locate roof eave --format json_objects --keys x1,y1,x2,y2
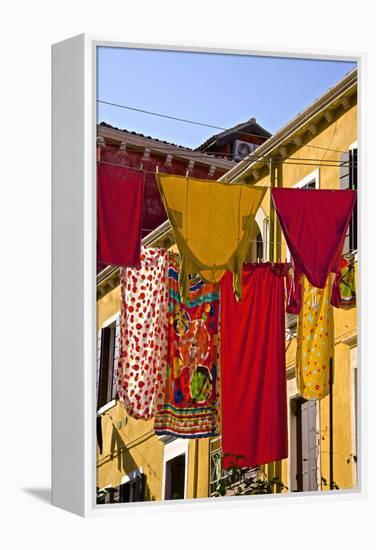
[{"x1": 97, "y1": 124, "x2": 235, "y2": 170}]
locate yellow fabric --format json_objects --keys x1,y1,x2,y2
[
  {"x1": 296, "y1": 275, "x2": 334, "y2": 400},
  {"x1": 157, "y1": 173, "x2": 266, "y2": 301}
]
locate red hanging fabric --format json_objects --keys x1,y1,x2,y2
[
  {"x1": 220, "y1": 264, "x2": 288, "y2": 469},
  {"x1": 97, "y1": 163, "x2": 144, "y2": 268},
  {"x1": 272, "y1": 189, "x2": 356, "y2": 289}
]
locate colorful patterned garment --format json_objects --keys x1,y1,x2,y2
[
  {"x1": 116, "y1": 247, "x2": 169, "y2": 419},
  {"x1": 154, "y1": 254, "x2": 220, "y2": 438},
  {"x1": 296, "y1": 275, "x2": 334, "y2": 400},
  {"x1": 330, "y1": 256, "x2": 356, "y2": 309}
]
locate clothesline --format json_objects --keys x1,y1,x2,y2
[
  {"x1": 97, "y1": 99, "x2": 353, "y2": 157},
  {"x1": 97, "y1": 141, "x2": 357, "y2": 166},
  {"x1": 98, "y1": 159, "x2": 358, "y2": 474},
  {"x1": 98, "y1": 160, "x2": 356, "y2": 185}
]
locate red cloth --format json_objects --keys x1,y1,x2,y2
[
  {"x1": 272, "y1": 189, "x2": 356, "y2": 289},
  {"x1": 285, "y1": 268, "x2": 303, "y2": 314},
  {"x1": 97, "y1": 163, "x2": 144, "y2": 268},
  {"x1": 220, "y1": 264, "x2": 288, "y2": 469}
]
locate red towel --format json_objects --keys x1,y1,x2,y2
[
  {"x1": 97, "y1": 163, "x2": 144, "y2": 268},
  {"x1": 220, "y1": 264, "x2": 288, "y2": 469},
  {"x1": 272, "y1": 188, "x2": 356, "y2": 289}
]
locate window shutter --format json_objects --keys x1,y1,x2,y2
[
  {"x1": 301, "y1": 401, "x2": 318, "y2": 491},
  {"x1": 339, "y1": 152, "x2": 350, "y2": 190},
  {"x1": 97, "y1": 326, "x2": 113, "y2": 409},
  {"x1": 307, "y1": 401, "x2": 318, "y2": 491},
  {"x1": 111, "y1": 315, "x2": 121, "y2": 400},
  {"x1": 134, "y1": 473, "x2": 145, "y2": 502},
  {"x1": 300, "y1": 402, "x2": 309, "y2": 491},
  {"x1": 96, "y1": 329, "x2": 102, "y2": 407},
  {"x1": 349, "y1": 148, "x2": 358, "y2": 251},
  {"x1": 96, "y1": 415, "x2": 103, "y2": 455},
  {"x1": 120, "y1": 481, "x2": 130, "y2": 503},
  {"x1": 339, "y1": 151, "x2": 351, "y2": 253}
]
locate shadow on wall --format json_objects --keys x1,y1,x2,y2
[
  {"x1": 109, "y1": 424, "x2": 159, "y2": 501},
  {"x1": 144, "y1": 480, "x2": 156, "y2": 501},
  {"x1": 110, "y1": 424, "x2": 139, "y2": 474}
]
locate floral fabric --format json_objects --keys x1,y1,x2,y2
[
  {"x1": 296, "y1": 275, "x2": 334, "y2": 400},
  {"x1": 154, "y1": 254, "x2": 220, "y2": 438},
  {"x1": 330, "y1": 256, "x2": 356, "y2": 309},
  {"x1": 116, "y1": 247, "x2": 169, "y2": 419}
]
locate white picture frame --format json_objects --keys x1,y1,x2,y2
[{"x1": 52, "y1": 34, "x2": 366, "y2": 517}]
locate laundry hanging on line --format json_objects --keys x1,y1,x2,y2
[
  {"x1": 220, "y1": 263, "x2": 289, "y2": 469},
  {"x1": 330, "y1": 256, "x2": 356, "y2": 309},
  {"x1": 156, "y1": 173, "x2": 266, "y2": 302},
  {"x1": 154, "y1": 253, "x2": 220, "y2": 438},
  {"x1": 115, "y1": 246, "x2": 169, "y2": 420},
  {"x1": 272, "y1": 188, "x2": 356, "y2": 290},
  {"x1": 296, "y1": 274, "x2": 334, "y2": 400},
  {"x1": 97, "y1": 162, "x2": 144, "y2": 269}
]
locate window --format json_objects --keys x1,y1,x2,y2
[
  {"x1": 285, "y1": 169, "x2": 319, "y2": 265},
  {"x1": 293, "y1": 168, "x2": 320, "y2": 191},
  {"x1": 165, "y1": 455, "x2": 186, "y2": 500},
  {"x1": 340, "y1": 146, "x2": 358, "y2": 253},
  {"x1": 96, "y1": 315, "x2": 120, "y2": 411},
  {"x1": 208, "y1": 436, "x2": 260, "y2": 497},
  {"x1": 119, "y1": 473, "x2": 145, "y2": 503},
  {"x1": 290, "y1": 397, "x2": 318, "y2": 492},
  {"x1": 263, "y1": 217, "x2": 269, "y2": 261},
  {"x1": 97, "y1": 472, "x2": 145, "y2": 505},
  {"x1": 255, "y1": 231, "x2": 263, "y2": 261},
  {"x1": 161, "y1": 436, "x2": 188, "y2": 500},
  {"x1": 209, "y1": 437, "x2": 223, "y2": 496}
]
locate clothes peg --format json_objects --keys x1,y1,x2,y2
[
  {"x1": 156, "y1": 165, "x2": 159, "y2": 174},
  {"x1": 139, "y1": 162, "x2": 144, "y2": 172}
]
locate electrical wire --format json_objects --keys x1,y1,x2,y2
[
  {"x1": 97, "y1": 99, "x2": 354, "y2": 157},
  {"x1": 98, "y1": 159, "x2": 355, "y2": 184},
  {"x1": 98, "y1": 142, "x2": 357, "y2": 165},
  {"x1": 99, "y1": 99, "x2": 251, "y2": 132}
]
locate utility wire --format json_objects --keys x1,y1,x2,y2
[
  {"x1": 97, "y1": 159, "x2": 357, "y2": 253},
  {"x1": 98, "y1": 159, "x2": 355, "y2": 180},
  {"x1": 97, "y1": 99, "x2": 353, "y2": 156},
  {"x1": 98, "y1": 99, "x2": 228, "y2": 131},
  {"x1": 98, "y1": 142, "x2": 356, "y2": 165}
]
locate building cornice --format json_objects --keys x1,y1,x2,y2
[{"x1": 97, "y1": 124, "x2": 235, "y2": 171}]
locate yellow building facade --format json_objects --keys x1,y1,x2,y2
[
  {"x1": 96, "y1": 68, "x2": 358, "y2": 503},
  {"x1": 96, "y1": 284, "x2": 212, "y2": 502},
  {"x1": 238, "y1": 67, "x2": 358, "y2": 494}
]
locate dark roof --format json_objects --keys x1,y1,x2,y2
[
  {"x1": 195, "y1": 117, "x2": 272, "y2": 151},
  {"x1": 98, "y1": 121, "x2": 193, "y2": 150}
]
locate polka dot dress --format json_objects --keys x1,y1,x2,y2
[
  {"x1": 116, "y1": 246, "x2": 169, "y2": 419},
  {"x1": 296, "y1": 274, "x2": 334, "y2": 400}
]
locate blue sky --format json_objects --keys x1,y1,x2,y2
[{"x1": 97, "y1": 47, "x2": 356, "y2": 149}]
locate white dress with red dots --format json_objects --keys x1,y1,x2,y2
[{"x1": 116, "y1": 246, "x2": 169, "y2": 419}]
